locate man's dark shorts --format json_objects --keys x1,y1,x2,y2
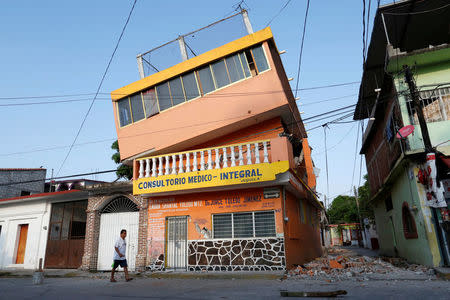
[{"x1": 113, "y1": 259, "x2": 128, "y2": 269}]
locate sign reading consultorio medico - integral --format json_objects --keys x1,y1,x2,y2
[{"x1": 133, "y1": 161, "x2": 289, "y2": 195}]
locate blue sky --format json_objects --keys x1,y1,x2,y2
[{"x1": 0, "y1": 0, "x2": 390, "y2": 202}]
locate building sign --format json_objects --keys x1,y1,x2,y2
[{"x1": 133, "y1": 161, "x2": 289, "y2": 195}]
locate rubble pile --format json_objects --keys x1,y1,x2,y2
[{"x1": 287, "y1": 248, "x2": 434, "y2": 281}]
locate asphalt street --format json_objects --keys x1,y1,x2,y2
[{"x1": 0, "y1": 277, "x2": 449, "y2": 299}]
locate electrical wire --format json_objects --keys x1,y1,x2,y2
[
  {"x1": 294, "y1": 0, "x2": 311, "y2": 99},
  {"x1": 383, "y1": 3, "x2": 450, "y2": 15},
  {"x1": 55, "y1": 0, "x2": 138, "y2": 177},
  {"x1": 265, "y1": 0, "x2": 292, "y2": 27}
]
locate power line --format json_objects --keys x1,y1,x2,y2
[
  {"x1": 302, "y1": 104, "x2": 356, "y2": 121},
  {"x1": 55, "y1": 0, "x2": 138, "y2": 177},
  {"x1": 383, "y1": 3, "x2": 450, "y2": 15},
  {"x1": 0, "y1": 98, "x2": 111, "y2": 107},
  {"x1": 0, "y1": 169, "x2": 118, "y2": 188},
  {"x1": 0, "y1": 81, "x2": 361, "y2": 102},
  {"x1": 294, "y1": 0, "x2": 311, "y2": 99},
  {"x1": 0, "y1": 105, "x2": 357, "y2": 158},
  {"x1": 265, "y1": 0, "x2": 292, "y2": 27}
]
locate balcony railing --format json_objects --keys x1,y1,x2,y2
[{"x1": 135, "y1": 140, "x2": 271, "y2": 179}]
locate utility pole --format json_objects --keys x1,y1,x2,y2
[
  {"x1": 354, "y1": 186, "x2": 366, "y2": 248},
  {"x1": 403, "y1": 65, "x2": 433, "y2": 151}
]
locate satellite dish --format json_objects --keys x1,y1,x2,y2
[{"x1": 396, "y1": 125, "x2": 415, "y2": 139}]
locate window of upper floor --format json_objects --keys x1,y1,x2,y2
[
  {"x1": 116, "y1": 44, "x2": 270, "y2": 127},
  {"x1": 406, "y1": 86, "x2": 450, "y2": 125}
]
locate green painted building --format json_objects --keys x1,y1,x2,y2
[{"x1": 354, "y1": 0, "x2": 450, "y2": 267}]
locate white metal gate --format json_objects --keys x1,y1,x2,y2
[
  {"x1": 97, "y1": 212, "x2": 139, "y2": 271},
  {"x1": 166, "y1": 216, "x2": 187, "y2": 270}
]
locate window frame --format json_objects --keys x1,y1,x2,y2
[{"x1": 212, "y1": 210, "x2": 276, "y2": 239}]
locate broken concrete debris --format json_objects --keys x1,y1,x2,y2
[{"x1": 287, "y1": 248, "x2": 433, "y2": 281}]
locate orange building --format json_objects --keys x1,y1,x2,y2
[{"x1": 111, "y1": 25, "x2": 322, "y2": 271}]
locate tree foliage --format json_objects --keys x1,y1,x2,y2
[
  {"x1": 327, "y1": 175, "x2": 373, "y2": 224},
  {"x1": 111, "y1": 140, "x2": 133, "y2": 180}
]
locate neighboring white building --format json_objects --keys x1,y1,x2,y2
[{"x1": 0, "y1": 190, "x2": 88, "y2": 270}]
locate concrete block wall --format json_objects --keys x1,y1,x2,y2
[{"x1": 0, "y1": 169, "x2": 46, "y2": 199}]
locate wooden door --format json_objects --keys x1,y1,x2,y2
[{"x1": 16, "y1": 224, "x2": 28, "y2": 264}]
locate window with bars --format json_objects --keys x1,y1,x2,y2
[
  {"x1": 117, "y1": 44, "x2": 270, "y2": 127},
  {"x1": 406, "y1": 87, "x2": 450, "y2": 125},
  {"x1": 213, "y1": 210, "x2": 276, "y2": 239}
]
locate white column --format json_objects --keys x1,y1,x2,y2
[
  {"x1": 165, "y1": 156, "x2": 170, "y2": 175},
  {"x1": 192, "y1": 152, "x2": 198, "y2": 172},
  {"x1": 158, "y1": 157, "x2": 163, "y2": 176},
  {"x1": 230, "y1": 146, "x2": 236, "y2": 167},
  {"x1": 145, "y1": 159, "x2": 150, "y2": 177},
  {"x1": 238, "y1": 145, "x2": 244, "y2": 166},
  {"x1": 186, "y1": 152, "x2": 191, "y2": 172},
  {"x1": 263, "y1": 141, "x2": 269, "y2": 163},
  {"x1": 222, "y1": 147, "x2": 228, "y2": 168},
  {"x1": 178, "y1": 154, "x2": 184, "y2": 174},
  {"x1": 171, "y1": 155, "x2": 177, "y2": 175},
  {"x1": 215, "y1": 148, "x2": 220, "y2": 169},
  {"x1": 207, "y1": 149, "x2": 213, "y2": 170},
  {"x1": 139, "y1": 160, "x2": 144, "y2": 179},
  {"x1": 254, "y1": 142, "x2": 260, "y2": 164},
  {"x1": 200, "y1": 151, "x2": 205, "y2": 171},
  {"x1": 152, "y1": 157, "x2": 157, "y2": 177},
  {"x1": 246, "y1": 144, "x2": 252, "y2": 165}
]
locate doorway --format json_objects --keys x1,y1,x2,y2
[
  {"x1": 97, "y1": 197, "x2": 139, "y2": 271},
  {"x1": 166, "y1": 216, "x2": 187, "y2": 270},
  {"x1": 16, "y1": 224, "x2": 28, "y2": 264},
  {"x1": 45, "y1": 200, "x2": 88, "y2": 268}
]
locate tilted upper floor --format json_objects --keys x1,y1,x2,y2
[{"x1": 111, "y1": 28, "x2": 305, "y2": 163}]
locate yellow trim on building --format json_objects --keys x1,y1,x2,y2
[{"x1": 111, "y1": 27, "x2": 274, "y2": 101}]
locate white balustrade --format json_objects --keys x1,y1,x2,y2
[
  {"x1": 136, "y1": 140, "x2": 271, "y2": 179},
  {"x1": 215, "y1": 148, "x2": 220, "y2": 169},
  {"x1": 152, "y1": 157, "x2": 157, "y2": 177},
  {"x1": 254, "y1": 142, "x2": 260, "y2": 164},
  {"x1": 263, "y1": 141, "x2": 269, "y2": 163},
  {"x1": 186, "y1": 152, "x2": 191, "y2": 172},
  {"x1": 158, "y1": 157, "x2": 163, "y2": 176},
  {"x1": 178, "y1": 154, "x2": 184, "y2": 174},
  {"x1": 145, "y1": 159, "x2": 150, "y2": 177},
  {"x1": 246, "y1": 144, "x2": 252, "y2": 165},
  {"x1": 192, "y1": 152, "x2": 198, "y2": 172},
  {"x1": 222, "y1": 147, "x2": 228, "y2": 168},
  {"x1": 207, "y1": 149, "x2": 212, "y2": 170},
  {"x1": 139, "y1": 160, "x2": 144, "y2": 179},
  {"x1": 230, "y1": 146, "x2": 236, "y2": 167},
  {"x1": 171, "y1": 155, "x2": 177, "y2": 175},
  {"x1": 200, "y1": 151, "x2": 205, "y2": 171},
  {"x1": 165, "y1": 156, "x2": 170, "y2": 175},
  {"x1": 238, "y1": 145, "x2": 244, "y2": 166}
]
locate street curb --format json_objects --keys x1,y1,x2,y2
[
  {"x1": 434, "y1": 268, "x2": 450, "y2": 281},
  {"x1": 143, "y1": 272, "x2": 283, "y2": 280}
]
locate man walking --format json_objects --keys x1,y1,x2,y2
[{"x1": 110, "y1": 229, "x2": 132, "y2": 282}]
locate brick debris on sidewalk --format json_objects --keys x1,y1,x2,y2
[{"x1": 287, "y1": 247, "x2": 436, "y2": 282}]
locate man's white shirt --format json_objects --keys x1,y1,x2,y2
[{"x1": 113, "y1": 237, "x2": 127, "y2": 260}]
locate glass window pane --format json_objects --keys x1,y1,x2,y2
[
  {"x1": 50, "y1": 203, "x2": 64, "y2": 222},
  {"x1": 254, "y1": 211, "x2": 276, "y2": 237},
  {"x1": 211, "y1": 59, "x2": 230, "y2": 89},
  {"x1": 156, "y1": 82, "x2": 172, "y2": 111},
  {"x1": 130, "y1": 94, "x2": 145, "y2": 122},
  {"x1": 181, "y1": 72, "x2": 200, "y2": 101},
  {"x1": 233, "y1": 213, "x2": 253, "y2": 238},
  {"x1": 251, "y1": 45, "x2": 269, "y2": 73},
  {"x1": 118, "y1": 98, "x2": 132, "y2": 126},
  {"x1": 142, "y1": 88, "x2": 159, "y2": 117},
  {"x1": 198, "y1": 66, "x2": 215, "y2": 94},
  {"x1": 225, "y1": 54, "x2": 245, "y2": 83},
  {"x1": 50, "y1": 223, "x2": 61, "y2": 240},
  {"x1": 213, "y1": 214, "x2": 232, "y2": 238},
  {"x1": 239, "y1": 52, "x2": 251, "y2": 77},
  {"x1": 169, "y1": 77, "x2": 185, "y2": 106}
]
